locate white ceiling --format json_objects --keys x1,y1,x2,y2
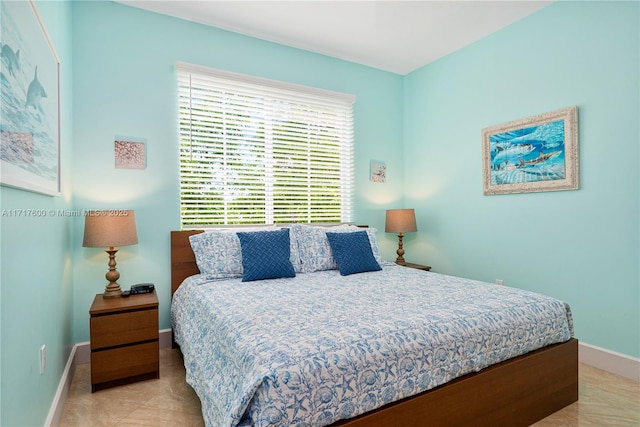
[{"x1": 115, "y1": 0, "x2": 553, "y2": 75}]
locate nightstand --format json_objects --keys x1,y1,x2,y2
[
  {"x1": 401, "y1": 262, "x2": 431, "y2": 272},
  {"x1": 89, "y1": 292, "x2": 159, "y2": 392}
]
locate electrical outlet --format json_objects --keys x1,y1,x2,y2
[
  {"x1": 40, "y1": 345, "x2": 46, "y2": 374},
  {"x1": 496, "y1": 279, "x2": 504, "y2": 286}
]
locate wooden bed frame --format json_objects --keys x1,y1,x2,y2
[{"x1": 171, "y1": 230, "x2": 578, "y2": 426}]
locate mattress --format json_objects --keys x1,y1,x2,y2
[{"x1": 171, "y1": 264, "x2": 573, "y2": 427}]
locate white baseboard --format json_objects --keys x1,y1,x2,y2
[
  {"x1": 44, "y1": 345, "x2": 76, "y2": 427},
  {"x1": 579, "y1": 341, "x2": 640, "y2": 382},
  {"x1": 73, "y1": 340, "x2": 91, "y2": 365},
  {"x1": 159, "y1": 328, "x2": 173, "y2": 348},
  {"x1": 47, "y1": 329, "x2": 173, "y2": 427}
]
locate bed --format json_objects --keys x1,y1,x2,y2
[{"x1": 170, "y1": 226, "x2": 578, "y2": 427}]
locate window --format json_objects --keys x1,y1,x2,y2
[{"x1": 177, "y1": 63, "x2": 355, "y2": 228}]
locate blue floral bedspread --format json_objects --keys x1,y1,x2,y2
[{"x1": 171, "y1": 264, "x2": 574, "y2": 427}]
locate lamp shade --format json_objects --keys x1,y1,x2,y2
[
  {"x1": 385, "y1": 209, "x2": 417, "y2": 233},
  {"x1": 83, "y1": 210, "x2": 138, "y2": 248}
]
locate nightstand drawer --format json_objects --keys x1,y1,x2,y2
[
  {"x1": 91, "y1": 341, "x2": 159, "y2": 385},
  {"x1": 90, "y1": 308, "x2": 158, "y2": 349}
]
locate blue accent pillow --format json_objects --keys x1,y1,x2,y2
[
  {"x1": 325, "y1": 231, "x2": 382, "y2": 276},
  {"x1": 237, "y1": 229, "x2": 296, "y2": 282}
]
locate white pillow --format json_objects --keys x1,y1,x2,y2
[
  {"x1": 290, "y1": 224, "x2": 383, "y2": 273},
  {"x1": 189, "y1": 231, "x2": 244, "y2": 279}
]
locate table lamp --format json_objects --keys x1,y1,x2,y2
[
  {"x1": 385, "y1": 208, "x2": 417, "y2": 266},
  {"x1": 83, "y1": 210, "x2": 138, "y2": 298}
]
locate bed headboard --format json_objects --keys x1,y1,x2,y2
[{"x1": 170, "y1": 230, "x2": 204, "y2": 295}]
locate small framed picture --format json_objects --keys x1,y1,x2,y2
[
  {"x1": 115, "y1": 139, "x2": 146, "y2": 169},
  {"x1": 370, "y1": 159, "x2": 386, "y2": 183}
]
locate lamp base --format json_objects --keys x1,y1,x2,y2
[
  {"x1": 395, "y1": 232, "x2": 407, "y2": 266},
  {"x1": 103, "y1": 282, "x2": 122, "y2": 299},
  {"x1": 103, "y1": 248, "x2": 123, "y2": 298}
]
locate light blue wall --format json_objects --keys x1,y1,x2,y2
[
  {"x1": 0, "y1": 1, "x2": 74, "y2": 425},
  {"x1": 71, "y1": 1, "x2": 404, "y2": 341},
  {"x1": 1, "y1": 2, "x2": 637, "y2": 425},
  {"x1": 404, "y1": 1, "x2": 639, "y2": 357}
]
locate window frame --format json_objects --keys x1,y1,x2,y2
[{"x1": 177, "y1": 62, "x2": 355, "y2": 229}]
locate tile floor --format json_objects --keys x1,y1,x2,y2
[
  {"x1": 59, "y1": 348, "x2": 639, "y2": 426},
  {"x1": 60, "y1": 349, "x2": 203, "y2": 427}
]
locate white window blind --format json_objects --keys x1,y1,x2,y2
[{"x1": 177, "y1": 63, "x2": 355, "y2": 228}]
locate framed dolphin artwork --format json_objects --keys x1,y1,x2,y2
[
  {"x1": 1, "y1": 0, "x2": 60, "y2": 196},
  {"x1": 482, "y1": 106, "x2": 578, "y2": 195}
]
